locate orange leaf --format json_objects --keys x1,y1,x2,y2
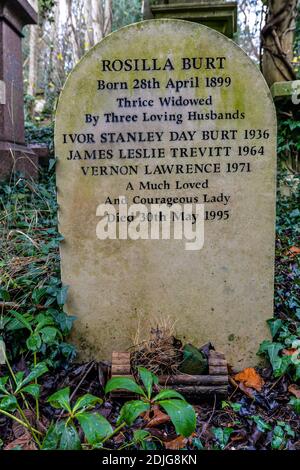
[
  {"x1": 288, "y1": 384, "x2": 300, "y2": 399},
  {"x1": 165, "y1": 436, "x2": 188, "y2": 450},
  {"x1": 144, "y1": 405, "x2": 170, "y2": 428},
  {"x1": 234, "y1": 367, "x2": 264, "y2": 391},
  {"x1": 282, "y1": 348, "x2": 297, "y2": 356},
  {"x1": 286, "y1": 246, "x2": 300, "y2": 258}
]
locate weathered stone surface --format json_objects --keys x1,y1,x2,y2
[{"x1": 55, "y1": 20, "x2": 277, "y2": 368}]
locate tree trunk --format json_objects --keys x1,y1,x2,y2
[
  {"x1": 262, "y1": 0, "x2": 298, "y2": 86},
  {"x1": 103, "y1": 0, "x2": 112, "y2": 38},
  {"x1": 91, "y1": 0, "x2": 103, "y2": 44},
  {"x1": 85, "y1": 0, "x2": 94, "y2": 50},
  {"x1": 84, "y1": 0, "x2": 112, "y2": 49},
  {"x1": 66, "y1": 0, "x2": 81, "y2": 63},
  {"x1": 28, "y1": 0, "x2": 39, "y2": 96}
]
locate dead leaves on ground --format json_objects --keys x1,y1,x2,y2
[
  {"x1": 282, "y1": 348, "x2": 298, "y2": 356},
  {"x1": 4, "y1": 410, "x2": 38, "y2": 451},
  {"x1": 144, "y1": 405, "x2": 170, "y2": 427},
  {"x1": 3, "y1": 409, "x2": 48, "y2": 451},
  {"x1": 234, "y1": 368, "x2": 265, "y2": 392},
  {"x1": 285, "y1": 246, "x2": 300, "y2": 258},
  {"x1": 4, "y1": 430, "x2": 38, "y2": 451},
  {"x1": 288, "y1": 384, "x2": 300, "y2": 399},
  {"x1": 164, "y1": 435, "x2": 188, "y2": 449}
]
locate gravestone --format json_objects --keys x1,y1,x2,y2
[
  {"x1": 144, "y1": 1, "x2": 238, "y2": 38},
  {"x1": 55, "y1": 20, "x2": 277, "y2": 368},
  {"x1": 0, "y1": 0, "x2": 38, "y2": 179}
]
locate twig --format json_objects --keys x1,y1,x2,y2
[
  {"x1": 229, "y1": 377, "x2": 254, "y2": 400},
  {"x1": 267, "y1": 375, "x2": 283, "y2": 394},
  {"x1": 0, "y1": 302, "x2": 19, "y2": 308},
  {"x1": 70, "y1": 361, "x2": 95, "y2": 401},
  {"x1": 199, "y1": 394, "x2": 216, "y2": 438},
  {"x1": 229, "y1": 378, "x2": 239, "y2": 401}
]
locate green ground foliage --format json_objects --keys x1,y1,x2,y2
[{"x1": 0, "y1": 167, "x2": 76, "y2": 368}]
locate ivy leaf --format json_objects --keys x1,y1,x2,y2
[
  {"x1": 77, "y1": 412, "x2": 113, "y2": 445},
  {"x1": 118, "y1": 400, "x2": 150, "y2": 426},
  {"x1": 26, "y1": 332, "x2": 42, "y2": 352},
  {"x1": 158, "y1": 400, "x2": 196, "y2": 437},
  {"x1": 35, "y1": 314, "x2": 55, "y2": 331},
  {"x1": 258, "y1": 339, "x2": 273, "y2": 355},
  {"x1": 56, "y1": 286, "x2": 69, "y2": 306},
  {"x1": 105, "y1": 377, "x2": 145, "y2": 396},
  {"x1": 40, "y1": 326, "x2": 61, "y2": 344},
  {"x1": 252, "y1": 415, "x2": 272, "y2": 432},
  {"x1": 212, "y1": 427, "x2": 233, "y2": 449},
  {"x1": 47, "y1": 387, "x2": 71, "y2": 412},
  {"x1": 32, "y1": 288, "x2": 48, "y2": 305},
  {"x1": 289, "y1": 397, "x2": 300, "y2": 414},
  {"x1": 267, "y1": 319, "x2": 283, "y2": 338},
  {"x1": 48, "y1": 159, "x2": 56, "y2": 171},
  {"x1": 271, "y1": 426, "x2": 285, "y2": 450},
  {"x1": 260, "y1": 342, "x2": 285, "y2": 376},
  {"x1": 294, "y1": 365, "x2": 300, "y2": 381}
]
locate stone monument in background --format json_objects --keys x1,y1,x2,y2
[
  {"x1": 0, "y1": 0, "x2": 38, "y2": 179},
  {"x1": 143, "y1": 0, "x2": 238, "y2": 38}
]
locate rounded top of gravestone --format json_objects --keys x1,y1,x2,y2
[{"x1": 56, "y1": 19, "x2": 274, "y2": 122}]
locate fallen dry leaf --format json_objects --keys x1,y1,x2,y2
[
  {"x1": 113, "y1": 432, "x2": 125, "y2": 444},
  {"x1": 144, "y1": 405, "x2": 170, "y2": 427},
  {"x1": 234, "y1": 367, "x2": 264, "y2": 392},
  {"x1": 238, "y1": 382, "x2": 256, "y2": 398},
  {"x1": 282, "y1": 348, "x2": 297, "y2": 356},
  {"x1": 4, "y1": 430, "x2": 38, "y2": 451},
  {"x1": 286, "y1": 246, "x2": 300, "y2": 258},
  {"x1": 288, "y1": 384, "x2": 300, "y2": 399},
  {"x1": 164, "y1": 435, "x2": 188, "y2": 450},
  {"x1": 231, "y1": 433, "x2": 247, "y2": 443}
]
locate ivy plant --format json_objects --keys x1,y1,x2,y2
[{"x1": 258, "y1": 321, "x2": 300, "y2": 380}]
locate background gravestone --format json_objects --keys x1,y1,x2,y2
[
  {"x1": 0, "y1": 0, "x2": 38, "y2": 179},
  {"x1": 55, "y1": 20, "x2": 277, "y2": 368},
  {"x1": 144, "y1": 1, "x2": 238, "y2": 38}
]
